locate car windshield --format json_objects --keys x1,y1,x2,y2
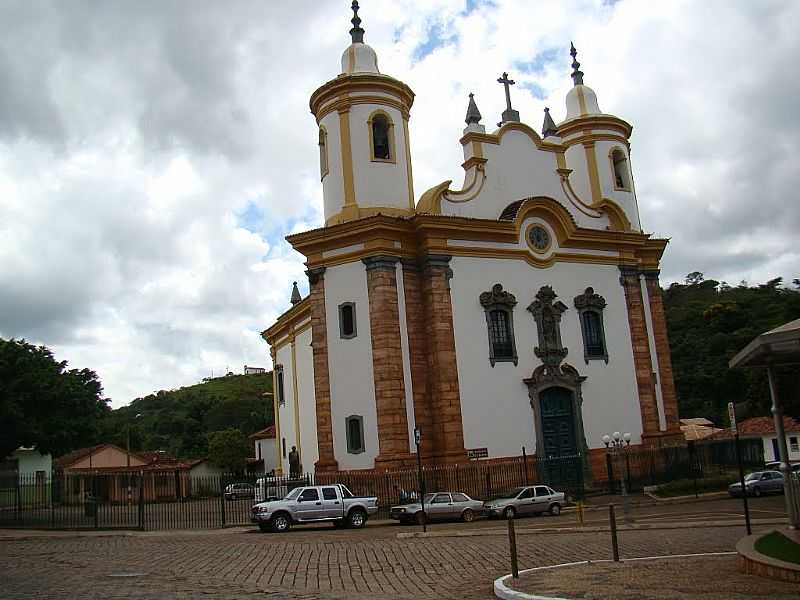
[
  {"x1": 492, "y1": 488, "x2": 524, "y2": 500},
  {"x1": 284, "y1": 487, "x2": 302, "y2": 501},
  {"x1": 744, "y1": 473, "x2": 761, "y2": 481}
]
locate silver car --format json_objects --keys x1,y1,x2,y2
[
  {"x1": 484, "y1": 485, "x2": 565, "y2": 519},
  {"x1": 390, "y1": 491, "x2": 484, "y2": 524},
  {"x1": 728, "y1": 470, "x2": 784, "y2": 498}
]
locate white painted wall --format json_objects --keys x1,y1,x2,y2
[
  {"x1": 760, "y1": 434, "x2": 800, "y2": 463},
  {"x1": 594, "y1": 138, "x2": 642, "y2": 231},
  {"x1": 396, "y1": 264, "x2": 416, "y2": 452},
  {"x1": 324, "y1": 261, "x2": 380, "y2": 470},
  {"x1": 448, "y1": 255, "x2": 643, "y2": 459},
  {"x1": 320, "y1": 109, "x2": 344, "y2": 220},
  {"x1": 295, "y1": 327, "x2": 318, "y2": 472},
  {"x1": 275, "y1": 342, "x2": 295, "y2": 475},
  {"x1": 253, "y1": 438, "x2": 278, "y2": 474},
  {"x1": 348, "y1": 103, "x2": 411, "y2": 212},
  {"x1": 11, "y1": 448, "x2": 52, "y2": 478}
]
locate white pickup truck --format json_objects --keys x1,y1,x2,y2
[{"x1": 250, "y1": 483, "x2": 378, "y2": 532}]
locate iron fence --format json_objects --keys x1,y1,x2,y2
[{"x1": 0, "y1": 439, "x2": 768, "y2": 531}]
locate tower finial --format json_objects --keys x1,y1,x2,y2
[
  {"x1": 290, "y1": 281, "x2": 302, "y2": 305},
  {"x1": 465, "y1": 93, "x2": 482, "y2": 125},
  {"x1": 570, "y1": 42, "x2": 584, "y2": 86},
  {"x1": 350, "y1": 1, "x2": 365, "y2": 44},
  {"x1": 542, "y1": 107, "x2": 558, "y2": 137}
]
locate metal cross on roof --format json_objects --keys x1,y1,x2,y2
[{"x1": 497, "y1": 71, "x2": 520, "y2": 125}]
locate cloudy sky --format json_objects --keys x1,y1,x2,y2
[{"x1": 1, "y1": 0, "x2": 797, "y2": 407}]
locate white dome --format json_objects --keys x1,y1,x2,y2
[
  {"x1": 565, "y1": 84, "x2": 601, "y2": 120},
  {"x1": 341, "y1": 42, "x2": 380, "y2": 75}
]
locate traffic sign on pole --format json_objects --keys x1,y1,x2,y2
[{"x1": 728, "y1": 402, "x2": 737, "y2": 434}]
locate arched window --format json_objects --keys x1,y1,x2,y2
[
  {"x1": 581, "y1": 311, "x2": 604, "y2": 356},
  {"x1": 610, "y1": 148, "x2": 631, "y2": 191},
  {"x1": 345, "y1": 415, "x2": 365, "y2": 454},
  {"x1": 479, "y1": 284, "x2": 518, "y2": 366},
  {"x1": 368, "y1": 111, "x2": 395, "y2": 162},
  {"x1": 338, "y1": 302, "x2": 357, "y2": 339},
  {"x1": 574, "y1": 287, "x2": 609, "y2": 363},
  {"x1": 489, "y1": 310, "x2": 513, "y2": 358},
  {"x1": 318, "y1": 127, "x2": 328, "y2": 179}
]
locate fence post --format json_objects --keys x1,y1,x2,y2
[
  {"x1": 137, "y1": 473, "x2": 145, "y2": 531},
  {"x1": 522, "y1": 446, "x2": 529, "y2": 486},
  {"x1": 92, "y1": 475, "x2": 99, "y2": 529},
  {"x1": 485, "y1": 471, "x2": 492, "y2": 499},
  {"x1": 507, "y1": 515, "x2": 519, "y2": 579},
  {"x1": 609, "y1": 504, "x2": 620, "y2": 562},
  {"x1": 219, "y1": 476, "x2": 226, "y2": 527},
  {"x1": 50, "y1": 472, "x2": 56, "y2": 529}
]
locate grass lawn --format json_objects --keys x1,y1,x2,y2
[
  {"x1": 652, "y1": 475, "x2": 733, "y2": 498},
  {"x1": 754, "y1": 531, "x2": 800, "y2": 565}
]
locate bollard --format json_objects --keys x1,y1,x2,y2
[
  {"x1": 576, "y1": 500, "x2": 584, "y2": 527},
  {"x1": 507, "y1": 515, "x2": 519, "y2": 579},
  {"x1": 609, "y1": 504, "x2": 620, "y2": 562}
]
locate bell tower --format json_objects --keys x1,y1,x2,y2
[{"x1": 309, "y1": 1, "x2": 416, "y2": 226}]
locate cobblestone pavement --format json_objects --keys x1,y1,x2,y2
[{"x1": 1, "y1": 521, "x2": 776, "y2": 600}]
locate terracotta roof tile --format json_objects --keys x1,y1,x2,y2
[{"x1": 249, "y1": 425, "x2": 276, "y2": 440}]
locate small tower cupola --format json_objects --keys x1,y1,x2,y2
[
  {"x1": 564, "y1": 43, "x2": 601, "y2": 120},
  {"x1": 341, "y1": 1, "x2": 379, "y2": 74},
  {"x1": 310, "y1": 1, "x2": 416, "y2": 226}
]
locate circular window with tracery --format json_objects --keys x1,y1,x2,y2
[{"x1": 527, "y1": 225, "x2": 551, "y2": 253}]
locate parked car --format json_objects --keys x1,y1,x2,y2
[
  {"x1": 728, "y1": 470, "x2": 784, "y2": 497},
  {"x1": 224, "y1": 483, "x2": 255, "y2": 501},
  {"x1": 390, "y1": 492, "x2": 484, "y2": 525},
  {"x1": 250, "y1": 483, "x2": 378, "y2": 533},
  {"x1": 484, "y1": 485, "x2": 565, "y2": 519}
]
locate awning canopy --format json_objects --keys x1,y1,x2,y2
[{"x1": 729, "y1": 318, "x2": 800, "y2": 369}]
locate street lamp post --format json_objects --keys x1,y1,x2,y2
[
  {"x1": 414, "y1": 428, "x2": 426, "y2": 533},
  {"x1": 603, "y1": 431, "x2": 632, "y2": 525}
]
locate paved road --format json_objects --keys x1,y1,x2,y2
[{"x1": 1, "y1": 496, "x2": 788, "y2": 600}]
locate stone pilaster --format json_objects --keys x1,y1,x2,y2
[
  {"x1": 401, "y1": 260, "x2": 433, "y2": 457},
  {"x1": 421, "y1": 255, "x2": 466, "y2": 462},
  {"x1": 363, "y1": 256, "x2": 412, "y2": 469},
  {"x1": 618, "y1": 267, "x2": 661, "y2": 439},
  {"x1": 307, "y1": 267, "x2": 338, "y2": 472},
  {"x1": 644, "y1": 271, "x2": 682, "y2": 435}
]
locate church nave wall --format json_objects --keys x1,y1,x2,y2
[{"x1": 323, "y1": 261, "x2": 381, "y2": 470}]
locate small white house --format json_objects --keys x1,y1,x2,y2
[
  {"x1": 250, "y1": 426, "x2": 278, "y2": 474},
  {"x1": 4, "y1": 447, "x2": 52, "y2": 482},
  {"x1": 736, "y1": 417, "x2": 800, "y2": 464}
]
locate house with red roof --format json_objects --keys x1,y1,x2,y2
[{"x1": 711, "y1": 416, "x2": 800, "y2": 464}]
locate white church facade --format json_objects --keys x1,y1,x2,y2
[{"x1": 263, "y1": 3, "x2": 683, "y2": 479}]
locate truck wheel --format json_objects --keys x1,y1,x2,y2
[
  {"x1": 258, "y1": 523, "x2": 270, "y2": 533},
  {"x1": 549, "y1": 503, "x2": 561, "y2": 516},
  {"x1": 503, "y1": 506, "x2": 516, "y2": 520},
  {"x1": 461, "y1": 509, "x2": 475, "y2": 523},
  {"x1": 270, "y1": 513, "x2": 291, "y2": 533},
  {"x1": 348, "y1": 509, "x2": 367, "y2": 529}
]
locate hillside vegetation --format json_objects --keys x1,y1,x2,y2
[
  {"x1": 665, "y1": 274, "x2": 800, "y2": 425},
  {"x1": 98, "y1": 372, "x2": 273, "y2": 459}
]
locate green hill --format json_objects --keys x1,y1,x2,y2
[{"x1": 99, "y1": 372, "x2": 274, "y2": 459}]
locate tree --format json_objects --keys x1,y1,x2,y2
[
  {"x1": 685, "y1": 271, "x2": 704, "y2": 285},
  {"x1": 0, "y1": 338, "x2": 109, "y2": 459},
  {"x1": 207, "y1": 428, "x2": 251, "y2": 474}
]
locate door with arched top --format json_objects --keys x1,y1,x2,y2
[{"x1": 539, "y1": 386, "x2": 580, "y2": 489}]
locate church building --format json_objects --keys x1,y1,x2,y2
[{"x1": 263, "y1": 2, "x2": 683, "y2": 478}]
